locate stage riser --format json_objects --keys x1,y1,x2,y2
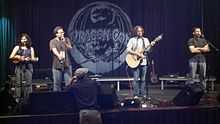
[{"x1": 0, "y1": 107, "x2": 219, "y2": 124}]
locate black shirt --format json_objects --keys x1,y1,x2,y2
[
  {"x1": 66, "y1": 77, "x2": 99, "y2": 111},
  {"x1": 187, "y1": 37, "x2": 208, "y2": 59}
]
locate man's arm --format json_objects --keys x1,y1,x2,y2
[
  {"x1": 145, "y1": 38, "x2": 156, "y2": 52},
  {"x1": 64, "y1": 38, "x2": 72, "y2": 49},
  {"x1": 189, "y1": 44, "x2": 209, "y2": 53},
  {"x1": 9, "y1": 46, "x2": 19, "y2": 59},
  {"x1": 198, "y1": 44, "x2": 210, "y2": 53},
  {"x1": 51, "y1": 48, "x2": 62, "y2": 60},
  {"x1": 127, "y1": 48, "x2": 143, "y2": 57},
  {"x1": 50, "y1": 40, "x2": 63, "y2": 60},
  {"x1": 189, "y1": 45, "x2": 202, "y2": 53}
]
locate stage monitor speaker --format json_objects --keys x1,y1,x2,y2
[
  {"x1": 27, "y1": 92, "x2": 77, "y2": 114},
  {"x1": 173, "y1": 83, "x2": 204, "y2": 106},
  {"x1": 0, "y1": 85, "x2": 16, "y2": 114},
  {"x1": 97, "y1": 83, "x2": 118, "y2": 109}
]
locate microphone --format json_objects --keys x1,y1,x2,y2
[
  {"x1": 60, "y1": 45, "x2": 65, "y2": 64},
  {"x1": 58, "y1": 36, "x2": 65, "y2": 41},
  {"x1": 61, "y1": 37, "x2": 65, "y2": 41}
]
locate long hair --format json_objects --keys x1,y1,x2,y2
[
  {"x1": 17, "y1": 33, "x2": 32, "y2": 48},
  {"x1": 132, "y1": 25, "x2": 144, "y2": 36}
]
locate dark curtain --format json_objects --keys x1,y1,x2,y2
[
  {"x1": 1, "y1": 0, "x2": 220, "y2": 84},
  {"x1": 0, "y1": 0, "x2": 16, "y2": 84},
  {"x1": 203, "y1": 0, "x2": 220, "y2": 80}
]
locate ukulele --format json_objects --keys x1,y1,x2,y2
[{"x1": 11, "y1": 55, "x2": 39, "y2": 64}]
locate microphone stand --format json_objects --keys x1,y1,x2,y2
[
  {"x1": 205, "y1": 40, "x2": 219, "y2": 92},
  {"x1": 19, "y1": 66, "x2": 24, "y2": 102},
  {"x1": 207, "y1": 40, "x2": 219, "y2": 52}
]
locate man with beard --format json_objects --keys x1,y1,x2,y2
[{"x1": 187, "y1": 27, "x2": 210, "y2": 91}]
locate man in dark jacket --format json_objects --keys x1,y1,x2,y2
[{"x1": 66, "y1": 68, "x2": 102, "y2": 124}]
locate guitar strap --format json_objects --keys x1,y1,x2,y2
[
  {"x1": 135, "y1": 37, "x2": 146, "y2": 64},
  {"x1": 141, "y1": 38, "x2": 145, "y2": 49},
  {"x1": 133, "y1": 37, "x2": 145, "y2": 51}
]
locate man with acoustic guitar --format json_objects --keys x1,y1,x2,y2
[
  {"x1": 126, "y1": 25, "x2": 161, "y2": 99},
  {"x1": 9, "y1": 33, "x2": 38, "y2": 102}
]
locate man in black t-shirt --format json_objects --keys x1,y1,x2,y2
[{"x1": 187, "y1": 27, "x2": 210, "y2": 89}]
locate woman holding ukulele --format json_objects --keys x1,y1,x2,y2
[{"x1": 9, "y1": 33, "x2": 38, "y2": 102}]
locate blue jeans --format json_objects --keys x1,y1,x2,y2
[
  {"x1": 132, "y1": 65, "x2": 147, "y2": 97},
  {"x1": 52, "y1": 66, "x2": 72, "y2": 91},
  {"x1": 189, "y1": 56, "x2": 206, "y2": 88}
]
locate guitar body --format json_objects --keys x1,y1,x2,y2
[
  {"x1": 10, "y1": 56, "x2": 24, "y2": 64},
  {"x1": 12, "y1": 59, "x2": 21, "y2": 64},
  {"x1": 125, "y1": 53, "x2": 141, "y2": 68}
]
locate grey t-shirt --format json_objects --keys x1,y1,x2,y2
[
  {"x1": 187, "y1": 37, "x2": 208, "y2": 59},
  {"x1": 49, "y1": 37, "x2": 72, "y2": 69}
]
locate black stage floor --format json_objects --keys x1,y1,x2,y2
[{"x1": 117, "y1": 83, "x2": 219, "y2": 102}]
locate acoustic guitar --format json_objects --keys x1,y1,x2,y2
[
  {"x1": 126, "y1": 34, "x2": 163, "y2": 68},
  {"x1": 11, "y1": 55, "x2": 39, "y2": 64}
]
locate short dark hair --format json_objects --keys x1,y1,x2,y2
[
  {"x1": 192, "y1": 27, "x2": 201, "y2": 32},
  {"x1": 53, "y1": 26, "x2": 63, "y2": 35}
]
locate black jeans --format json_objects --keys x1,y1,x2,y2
[{"x1": 14, "y1": 64, "x2": 33, "y2": 100}]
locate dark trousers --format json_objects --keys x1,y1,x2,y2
[{"x1": 14, "y1": 64, "x2": 33, "y2": 101}]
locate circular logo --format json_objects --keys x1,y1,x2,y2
[{"x1": 68, "y1": 1, "x2": 132, "y2": 73}]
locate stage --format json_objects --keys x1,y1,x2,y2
[
  {"x1": 0, "y1": 82, "x2": 220, "y2": 124},
  {"x1": 1, "y1": 0, "x2": 220, "y2": 123},
  {"x1": 0, "y1": 105, "x2": 219, "y2": 124}
]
